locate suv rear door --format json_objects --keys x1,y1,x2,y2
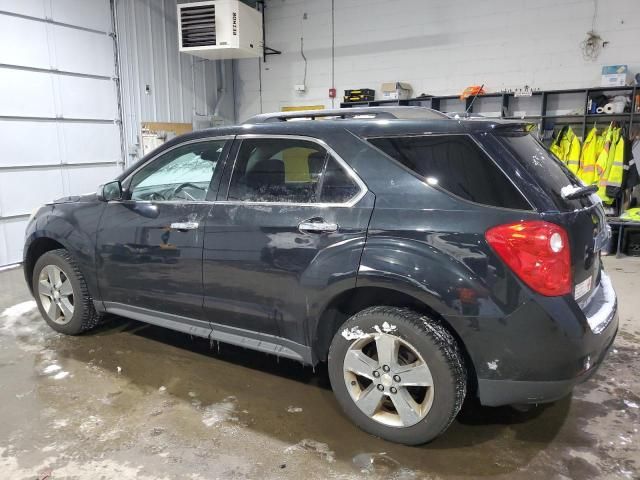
[
  {"x1": 202, "y1": 135, "x2": 374, "y2": 357},
  {"x1": 487, "y1": 132, "x2": 608, "y2": 305}
]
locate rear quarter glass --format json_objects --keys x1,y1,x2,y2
[
  {"x1": 496, "y1": 133, "x2": 596, "y2": 212},
  {"x1": 368, "y1": 134, "x2": 531, "y2": 210}
]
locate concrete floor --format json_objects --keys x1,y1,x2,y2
[{"x1": 0, "y1": 258, "x2": 638, "y2": 480}]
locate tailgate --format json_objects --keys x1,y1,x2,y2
[
  {"x1": 546, "y1": 204, "x2": 609, "y2": 305},
  {"x1": 495, "y1": 133, "x2": 610, "y2": 303}
]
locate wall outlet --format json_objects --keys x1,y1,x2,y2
[{"x1": 294, "y1": 84, "x2": 306, "y2": 92}]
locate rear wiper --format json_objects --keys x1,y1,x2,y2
[{"x1": 561, "y1": 184, "x2": 598, "y2": 200}]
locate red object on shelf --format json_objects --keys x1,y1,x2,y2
[{"x1": 329, "y1": 88, "x2": 336, "y2": 98}]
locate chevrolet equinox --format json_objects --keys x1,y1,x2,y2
[{"x1": 24, "y1": 107, "x2": 618, "y2": 444}]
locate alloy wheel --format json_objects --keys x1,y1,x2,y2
[
  {"x1": 343, "y1": 332, "x2": 434, "y2": 427},
  {"x1": 38, "y1": 265, "x2": 75, "y2": 325}
]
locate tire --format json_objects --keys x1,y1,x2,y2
[
  {"x1": 32, "y1": 249, "x2": 101, "y2": 335},
  {"x1": 328, "y1": 306, "x2": 467, "y2": 445}
]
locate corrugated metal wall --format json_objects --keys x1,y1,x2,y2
[{"x1": 115, "y1": 0, "x2": 235, "y2": 167}]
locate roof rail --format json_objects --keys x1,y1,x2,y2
[{"x1": 243, "y1": 106, "x2": 447, "y2": 124}]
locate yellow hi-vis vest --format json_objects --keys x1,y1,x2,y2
[
  {"x1": 596, "y1": 127, "x2": 620, "y2": 204},
  {"x1": 606, "y1": 132, "x2": 625, "y2": 197},
  {"x1": 578, "y1": 127, "x2": 598, "y2": 184},
  {"x1": 550, "y1": 126, "x2": 581, "y2": 174}
]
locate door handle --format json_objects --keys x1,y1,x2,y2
[
  {"x1": 170, "y1": 221, "x2": 199, "y2": 231},
  {"x1": 298, "y1": 219, "x2": 338, "y2": 234}
]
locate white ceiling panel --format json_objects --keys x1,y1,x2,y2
[
  {"x1": 0, "y1": 121, "x2": 61, "y2": 167},
  {"x1": 61, "y1": 123, "x2": 121, "y2": 164},
  {"x1": 0, "y1": 70, "x2": 56, "y2": 117},
  {"x1": 57, "y1": 76, "x2": 117, "y2": 119},
  {"x1": 50, "y1": 0, "x2": 112, "y2": 32},
  {"x1": 0, "y1": 15, "x2": 49, "y2": 68},
  {"x1": 53, "y1": 25, "x2": 115, "y2": 77}
]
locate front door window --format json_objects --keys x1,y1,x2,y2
[{"x1": 130, "y1": 140, "x2": 226, "y2": 201}]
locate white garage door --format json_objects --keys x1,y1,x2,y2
[{"x1": 0, "y1": 0, "x2": 123, "y2": 267}]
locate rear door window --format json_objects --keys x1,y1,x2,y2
[
  {"x1": 227, "y1": 138, "x2": 361, "y2": 204},
  {"x1": 369, "y1": 135, "x2": 530, "y2": 210}
]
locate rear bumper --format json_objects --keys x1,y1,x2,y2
[
  {"x1": 447, "y1": 272, "x2": 619, "y2": 406},
  {"x1": 477, "y1": 319, "x2": 617, "y2": 405}
]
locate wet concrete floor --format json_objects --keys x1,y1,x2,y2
[{"x1": 0, "y1": 257, "x2": 638, "y2": 479}]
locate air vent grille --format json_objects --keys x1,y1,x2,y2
[{"x1": 181, "y1": 4, "x2": 216, "y2": 47}]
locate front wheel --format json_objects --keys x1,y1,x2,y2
[
  {"x1": 328, "y1": 306, "x2": 467, "y2": 445},
  {"x1": 33, "y1": 249, "x2": 101, "y2": 335}
]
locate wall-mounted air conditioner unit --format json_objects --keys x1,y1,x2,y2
[{"x1": 178, "y1": 0, "x2": 262, "y2": 60}]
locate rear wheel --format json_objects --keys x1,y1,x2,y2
[
  {"x1": 328, "y1": 306, "x2": 466, "y2": 445},
  {"x1": 33, "y1": 249, "x2": 101, "y2": 335}
]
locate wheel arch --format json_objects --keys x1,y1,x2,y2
[
  {"x1": 312, "y1": 285, "x2": 478, "y2": 394},
  {"x1": 24, "y1": 236, "x2": 69, "y2": 294}
]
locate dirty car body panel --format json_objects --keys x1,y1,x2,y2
[{"x1": 24, "y1": 109, "x2": 618, "y2": 408}]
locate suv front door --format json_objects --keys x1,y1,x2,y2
[
  {"x1": 97, "y1": 138, "x2": 230, "y2": 328},
  {"x1": 202, "y1": 135, "x2": 374, "y2": 360}
]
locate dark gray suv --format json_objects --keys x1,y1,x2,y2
[{"x1": 24, "y1": 107, "x2": 618, "y2": 444}]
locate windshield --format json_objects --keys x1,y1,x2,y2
[{"x1": 497, "y1": 134, "x2": 596, "y2": 211}]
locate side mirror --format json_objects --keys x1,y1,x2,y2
[{"x1": 98, "y1": 181, "x2": 123, "y2": 202}]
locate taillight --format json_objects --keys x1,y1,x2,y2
[{"x1": 485, "y1": 221, "x2": 571, "y2": 296}]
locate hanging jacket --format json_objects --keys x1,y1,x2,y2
[
  {"x1": 595, "y1": 125, "x2": 615, "y2": 203},
  {"x1": 595, "y1": 125, "x2": 625, "y2": 204},
  {"x1": 605, "y1": 131, "x2": 625, "y2": 200},
  {"x1": 550, "y1": 126, "x2": 581, "y2": 174},
  {"x1": 622, "y1": 137, "x2": 639, "y2": 191},
  {"x1": 578, "y1": 126, "x2": 598, "y2": 184}
]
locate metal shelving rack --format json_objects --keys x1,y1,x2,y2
[
  {"x1": 340, "y1": 85, "x2": 637, "y2": 136},
  {"x1": 341, "y1": 85, "x2": 640, "y2": 256}
]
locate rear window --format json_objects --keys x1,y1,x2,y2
[
  {"x1": 498, "y1": 134, "x2": 593, "y2": 211},
  {"x1": 369, "y1": 135, "x2": 530, "y2": 210}
]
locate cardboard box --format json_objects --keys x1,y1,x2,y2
[
  {"x1": 601, "y1": 65, "x2": 629, "y2": 87},
  {"x1": 381, "y1": 82, "x2": 412, "y2": 100}
]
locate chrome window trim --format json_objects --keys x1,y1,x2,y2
[
  {"x1": 116, "y1": 134, "x2": 368, "y2": 208},
  {"x1": 219, "y1": 134, "x2": 369, "y2": 208}
]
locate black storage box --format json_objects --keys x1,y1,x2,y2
[{"x1": 343, "y1": 89, "x2": 375, "y2": 103}]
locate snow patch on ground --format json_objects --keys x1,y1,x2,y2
[
  {"x1": 623, "y1": 400, "x2": 639, "y2": 409},
  {"x1": 53, "y1": 371, "x2": 69, "y2": 380},
  {"x1": 287, "y1": 406, "x2": 303, "y2": 413},
  {"x1": 284, "y1": 439, "x2": 335, "y2": 463},
  {"x1": 0, "y1": 301, "x2": 37, "y2": 319},
  {"x1": 202, "y1": 397, "x2": 237, "y2": 427},
  {"x1": 43, "y1": 364, "x2": 62, "y2": 375}
]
